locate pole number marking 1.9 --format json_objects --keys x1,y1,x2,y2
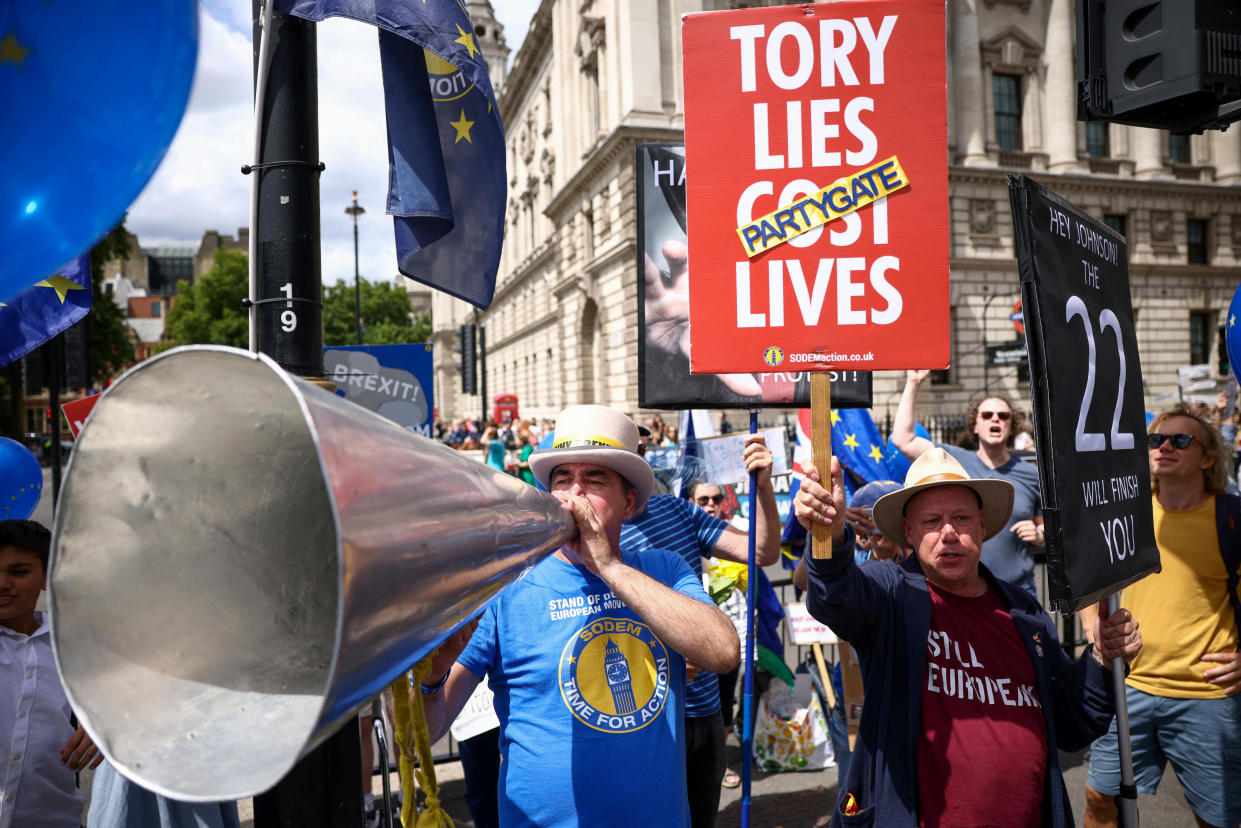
[
  {"x1": 1065, "y1": 295, "x2": 1134, "y2": 452},
  {"x1": 279, "y1": 283, "x2": 298, "y2": 333}
]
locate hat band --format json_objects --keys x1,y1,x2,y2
[
  {"x1": 912, "y1": 472, "x2": 969, "y2": 485},
  {"x1": 553, "y1": 434, "x2": 625, "y2": 449}
]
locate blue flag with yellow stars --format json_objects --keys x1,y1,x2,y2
[
  {"x1": 274, "y1": 0, "x2": 506, "y2": 309},
  {"x1": 832, "y1": 407, "x2": 904, "y2": 500},
  {"x1": 0, "y1": 255, "x2": 91, "y2": 367}
]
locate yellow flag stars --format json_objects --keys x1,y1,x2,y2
[
  {"x1": 35, "y1": 275, "x2": 87, "y2": 303},
  {"x1": 843, "y1": 434, "x2": 860, "y2": 450},
  {"x1": 450, "y1": 109, "x2": 474, "y2": 144},
  {"x1": 0, "y1": 31, "x2": 30, "y2": 67},
  {"x1": 454, "y1": 24, "x2": 479, "y2": 60},
  {"x1": 830, "y1": 409, "x2": 842, "y2": 426},
  {"x1": 868, "y1": 444, "x2": 885, "y2": 462}
]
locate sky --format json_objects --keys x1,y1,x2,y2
[{"x1": 125, "y1": 0, "x2": 539, "y2": 292}]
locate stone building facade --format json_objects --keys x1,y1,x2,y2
[{"x1": 432, "y1": 0, "x2": 1241, "y2": 425}]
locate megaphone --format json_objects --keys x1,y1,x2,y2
[{"x1": 49, "y1": 345, "x2": 573, "y2": 800}]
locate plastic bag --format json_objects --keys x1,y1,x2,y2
[{"x1": 752, "y1": 674, "x2": 835, "y2": 772}]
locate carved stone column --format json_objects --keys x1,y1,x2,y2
[
  {"x1": 1131, "y1": 126, "x2": 1168, "y2": 179},
  {"x1": 954, "y1": 0, "x2": 991, "y2": 166},
  {"x1": 1044, "y1": 0, "x2": 1082, "y2": 172},
  {"x1": 1213, "y1": 129, "x2": 1241, "y2": 185}
]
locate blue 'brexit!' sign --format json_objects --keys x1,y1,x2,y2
[{"x1": 324, "y1": 344, "x2": 434, "y2": 436}]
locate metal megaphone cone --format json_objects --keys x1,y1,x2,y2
[{"x1": 49, "y1": 345, "x2": 574, "y2": 800}]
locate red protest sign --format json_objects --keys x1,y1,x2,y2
[
  {"x1": 61, "y1": 394, "x2": 100, "y2": 438},
  {"x1": 682, "y1": 0, "x2": 948, "y2": 373}
]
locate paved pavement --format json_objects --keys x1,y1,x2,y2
[{"x1": 311, "y1": 734, "x2": 1194, "y2": 828}]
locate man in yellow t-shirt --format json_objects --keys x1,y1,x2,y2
[{"x1": 1085, "y1": 405, "x2": 1241, "y2": 828}]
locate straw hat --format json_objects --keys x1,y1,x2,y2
[
  {"x1": 529, "y1": 405, "x2": 656, "y2": 510},
  {"x1": 871, "y1": 448, "x2": 1014, "y2": 548}
]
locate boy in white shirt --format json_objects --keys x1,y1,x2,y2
[{"x1": 0, "y1": 519, "x2": 100, "y2": 827}]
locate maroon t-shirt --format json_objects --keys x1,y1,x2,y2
[{"x1": 916, "y1": 584, "x2": 1047, "y2": 828}]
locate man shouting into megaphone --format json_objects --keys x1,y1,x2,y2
[{"x1": 423, "y1": 405, "x2": 739, "y2": 827}]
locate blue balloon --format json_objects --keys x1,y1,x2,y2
[
  {"x1": 0, "y1": 438, "x2": 42, "y2": 521},
  {"x1": 0, "y1": 1, "x2": 199, "y2": 302},
  {"x1": 1228, "y1": 283, "x2": 1241, "y2": 388}
]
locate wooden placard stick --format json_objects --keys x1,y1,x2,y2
[{"x1": 810, "y1": 371, "x2": 834, "y2": 558}]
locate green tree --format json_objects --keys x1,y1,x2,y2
[
  {"x1": 322, "y1": 277, "x2": 430, "y2": 346},
  {"x1": 163, "y1": 249, "x2": 249, "y2": 348},
  {"x1": 88, "y1": 220, "x2": 137, "y2": 383}
]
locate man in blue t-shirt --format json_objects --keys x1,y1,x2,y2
[
  {"x1": 621, "y1": 432, "x2": 779, "y2": 827},
  {"x1": 425, "y1": 405, "x2": 740, "y2": 827}
]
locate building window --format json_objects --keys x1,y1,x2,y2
[
  {"x1": 151, "y1": 302, "x2": 161, "y2": 317},
  {"x1": 1086, "y1": 122, "x2": 1110, "y2": 158},
  {"x1": 1189, "y1": 311, "x2": 1212, "y2": 366},
  {"x1": 1169, "y1": 134, "x2": 1191, "y2": 164},
  {"x1": 1187, "y1": 219, "x2": 1209, "y2": 264},
  {"x1": 1103, "y1": 214, "x2": 1127, "y2": 238},
  {"x1": 992, "y1": 74, "x2": 1023, "y2": 151}
]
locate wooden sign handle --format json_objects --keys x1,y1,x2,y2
[{"x1": 810, "y1": 372, "x2": 834, "y2": 558}]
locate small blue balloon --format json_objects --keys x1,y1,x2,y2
[
  {"x1": 0, "y1": 0, "x2": 199, "y2": 302},
  {"x1": 1227, "y1": 283, "x2": 1241, "y2": 388},
  {"x1": 0, "y1": 437, "x2": 42, "y2": 521}
]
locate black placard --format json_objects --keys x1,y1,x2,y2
[
  {"x1": 636, "y1": 143, "x2": 872, "y2": 410},
  {"x1": 1009, "y1": 175, "x2": 1159, "y2": 613}
]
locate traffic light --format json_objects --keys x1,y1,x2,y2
[
  {"x1": 1077, "y1": 0, "x2": 1241, "y2": 133},
  {"x1": 459, "y1": 323, "x2": 477, "y2": 395}
]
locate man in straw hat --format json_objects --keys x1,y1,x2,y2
[
  {"x1": 424, "y1": 405, "x2": 739, "y2": 827},
  {"x1": 794, "y1": 448, "x2": 1142, "y2": 828}
]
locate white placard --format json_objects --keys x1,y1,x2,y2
[
  {"x1": 785, "y1": 602, "x2": 838, "y2": 645},
  {"x1": 1177, "y1": 363, "x2": 1212, "y2": 380},
  {"x1": 695, "y1": 429, "x2": 789, "y2": 486},
  {"x1": 449, "y1": 676, "x2": 499, "y2": 742}
]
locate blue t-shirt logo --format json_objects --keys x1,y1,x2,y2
[{"x1": 559, "y1": 617, "x2": 670, "y2": 733}]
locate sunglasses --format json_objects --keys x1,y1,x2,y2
[
  {"x1": 696, "y1": 494, "x2": 725, "y2": 505},
  {"x1": 1146, "y1": 433, "x2": 1196, "y2": 450},
  {"x1": 978, "y1": 410, "x2": 1012, "y2": 421}
]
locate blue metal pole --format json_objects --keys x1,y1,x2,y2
[{"x1": 740, "y1": 409, "x2": 758, "y2": 828}]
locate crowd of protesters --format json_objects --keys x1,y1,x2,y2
[{"x1": 6, "y1": 378, "x2": 1240, "y2": 828}]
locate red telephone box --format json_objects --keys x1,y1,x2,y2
[{"x1": 493, "y1": 394, "x2": 518, "y2": 424}]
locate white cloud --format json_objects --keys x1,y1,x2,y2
[
  {"x1": 492, "y1": 0, "x2": 540, "y2": 60},
  {"x1": 126, "y1": 1, "x2": 535, "y2": 294}
]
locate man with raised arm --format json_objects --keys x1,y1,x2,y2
[
  {"x1": 795, "y1": 448, "x2": 1140, "y2": 827},
  {"x1": 422, "y1": 405, "x2": 739, "y2": 827}
]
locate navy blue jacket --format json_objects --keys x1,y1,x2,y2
[{"x1": 806, "y1": 531, "x2": 1116, "y2": 828}]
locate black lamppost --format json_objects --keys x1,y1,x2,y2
[{"x1": 344, "y1": 190, "x2": 365, "y2": 345}]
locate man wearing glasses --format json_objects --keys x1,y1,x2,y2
[{"x1": 1084, "y1": 404, "x2": 1241, "y2": 828}]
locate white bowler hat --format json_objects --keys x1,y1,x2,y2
[
  {"x1": 871, "y1": 447, "x2": 1014, "y2": 548},
  {"x1": 529, "y1": 405, "x2": 656, "y2": 510}
]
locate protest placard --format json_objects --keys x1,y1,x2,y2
[
  {"x1": 681, "y1": 0, "x2": 948, "y2": 375},
  {"x1": 695, "y1": 428, "x2": 790, "y2": 486},
  {"x1": 785, "y1": 602, "x2": 838, "y2": 646},
  {"x1": 636, "y1": 142, "x2": 873, "y2": 409},
  {"x1": 323, "y1": 344, "x2": 434, "y2": 436},
  {"x1": 1009, "y1": 175, "x2": 1160, "y2": 612}
]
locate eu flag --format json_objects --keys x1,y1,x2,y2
[
  {"x1": 831, "y1": 408, "x2": 903, "y2": 494},
  {"x1": 0, "y1": 255, "x2": 91, "y2": 367},
  {"x1": 274, "y1": 0, "x2": 507, "y2": 309}
]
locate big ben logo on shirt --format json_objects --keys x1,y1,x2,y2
[{"x1": 559, "y1": 616, "x2": 670, "y2": 733}]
